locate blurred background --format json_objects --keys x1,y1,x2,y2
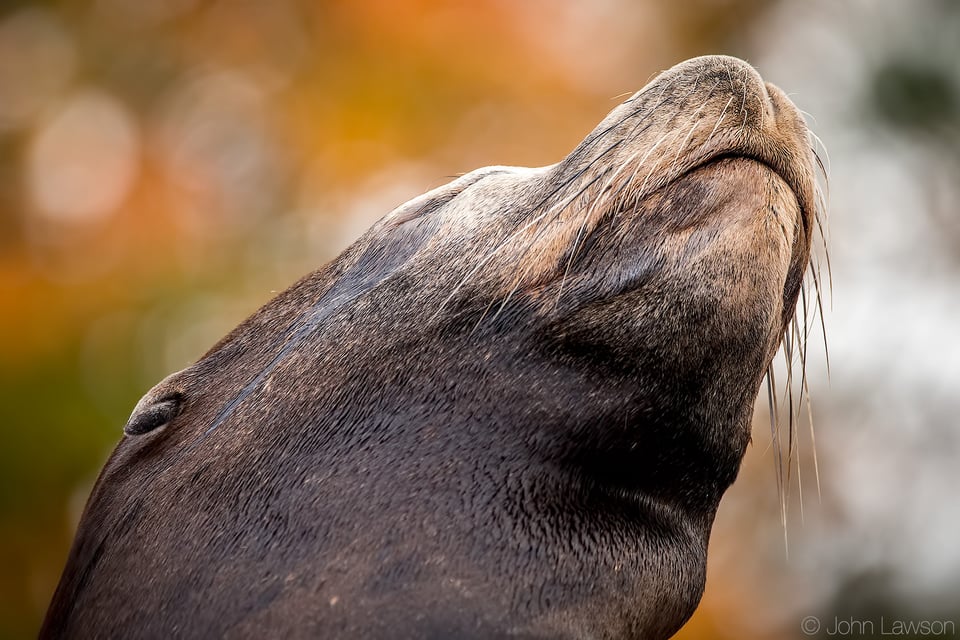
[{"x1": 1, "y1": 0, "x2": 958, "y2": 637}]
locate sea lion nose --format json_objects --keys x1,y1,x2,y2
[{"x1": 673, "y1": 54, "x2": 765, "y2": 85}]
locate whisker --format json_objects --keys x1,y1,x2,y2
[
  {"x1": 705, "y1": 96, "x2": 734, "y2": 145},
  {"x1": 486, "y1": 168, "x2": 614, "y2": 324},
  {"x1": 583, "y1": 75, "x2": 680, "y2": 158},
  {"x1": 736, "y1": 68, "x2": 750, "y2": 139},
  {"x1": 767, "y1": 364, "x2": 788, "y2": 554},
  {"x1": 638, "y1": 129, "x2": 684, "y2": 194},
  {"x1": 769, "y1": 130, "x2": 829, "y2": 547},
  {"x1": 809, "y1": 131, "x2": 832, "y2": 176},
  {"x1": 796, "y1": 415, "x2": 805, "y2": 525},
  {"x1": 557, "y1": 150, "x2": 644, "y2": 304},
  {"x1": 798, "y1": 107, "x2": 820, "y2": 128},
  {"x1": 436, "y1": 141, "x2": 628, "y2": 320},
  {"x1": 803, "y1": 373, "x2": 822, "y2": 502},
  {"x1": 782, "y1": 324, "x2": 796, "y2": 491},
  {"x1": 796, "y1": 285, "x2": 810, "y2": 410},
  {"x1": 806, "y1": 260, "x2": 831, "y2": 379},
  {"x1": 756, "y1": 89, "x2": 766, "y2": 131},
  {"x1": 667, "y1": 80, "x2": 722, "y2": 175}
]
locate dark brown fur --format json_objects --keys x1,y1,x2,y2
[{"x1": 43, "y1": 56, "x2": 818, "y2": 639}]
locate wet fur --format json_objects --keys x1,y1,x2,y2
[{"x1": 43, "y1": 56, "x2": 820, "y2": 640}]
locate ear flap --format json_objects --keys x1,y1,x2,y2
[
  {"x1": 123, "y1": 371, "x2": 186, "y2": 436},
  {"x1": 381, "y1": 166, "x2": 512, "y2": 227}
]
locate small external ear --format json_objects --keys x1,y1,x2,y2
[
  {"x1": 123, "y1": 370, "x2": 187, "y2": 436},
  {"x1": 381, "y1": 166, "x2": 510, "y2": 226},
  {"x1": 124, "y1": 394, "x2": 182, "y2": 436}
]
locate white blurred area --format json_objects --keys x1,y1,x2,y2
[
  {"x1": 155, "y1": 69, "x2": 284, "y2": 235},
  {"x1": 28, "y1": 90, "x2": 139, "y2": 223}
]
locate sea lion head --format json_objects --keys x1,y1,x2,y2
[{"x1": 45, "y1": 56, "x2": 821, "y2": 639}]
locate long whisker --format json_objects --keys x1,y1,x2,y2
[
  {"x1": 483, "y1": 168, "x2": 614, "y2": 326},
  {"x1": 806, "y1": 259, "x2": 831, "y2": 379},
  {"x1": 666, "y1": 80, "x2": 722, "y2": 175},
  {"x1": 580, "y1": 75, "x2": 680, "y2": 159},
  {"x1": 766, "y1": 364, "x2": 788, "y2": 554},
  {"x1": 803, "y1": 372, "x2": 822, "y2": 501},
  {"x1": 736, "y1": 68, "x2": 750, "y2": 139},
  {"x1": 556, "y1": 150, "x2": 644, "y2": 304},
  {"x1": 705, "y1": 96, "x2": 734, "y2": 146},
  {"x1": 809, "y1": 130, "x2": 832, "y2": 176},
  {"x1": 769, "y1": 124, "x2": 829, "y2": 548},
  {"x1": 638, "y1": 129, "x2": 685, "y2": 194}
]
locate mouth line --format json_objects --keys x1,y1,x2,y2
[{"x1": 682, "y1": 151, "x2": 811, "y2": 238}]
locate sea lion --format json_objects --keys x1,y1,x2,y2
[{"x1": 43, "y1": 55, "x2": 820, "y2": 639}]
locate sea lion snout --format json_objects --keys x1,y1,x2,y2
[{"x1": 590, "y1": 55, "x2": 815, "y2": 226}]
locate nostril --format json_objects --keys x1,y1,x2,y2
[
  {"x1": 764, "y1": 82, "x2": 777, "y2": 112},
  {"x1": 764, "y1": 83, "x2": 798, "y2": 126},
  {"x1": 124, "y1": 394, "x2": 183, "y2": 436}
]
